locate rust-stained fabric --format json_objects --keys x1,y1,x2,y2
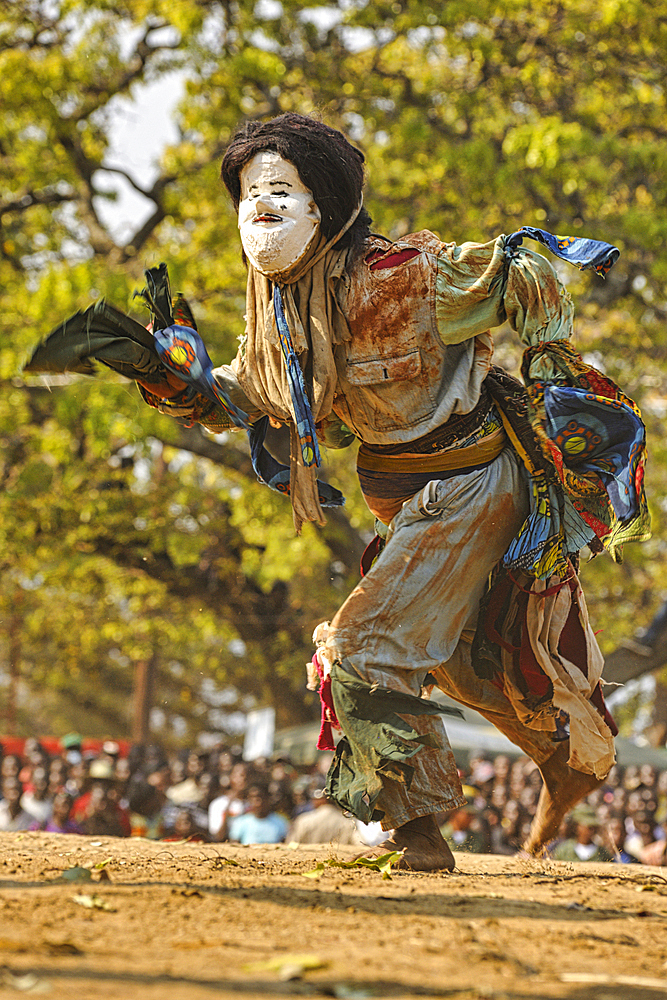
[
  {"x1": 215, "y1": 230, "x2": 575, "y2": 454},
  {"x1": 203, "y1": 229, "x2": 617, "y2": 816},
  {"x1": 330, "y1": 231, "x2": 573, "y2": 446}
]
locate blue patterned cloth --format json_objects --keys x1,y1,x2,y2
[
  {"x1": 272, "y1": 285, "x2": 322, "y2": 468},
  {"x1": 506, "y1": 227, "x2": 620, "y2": 276},
  {"x1": 153, "y1": 324, "x2": 249, "y2": 429},
  {"x1": 544, "y1": 384, "x2": 646, "y2": 522},
  {"x1": 248, "y1": 416, "x2": 344, "y2": 507}
]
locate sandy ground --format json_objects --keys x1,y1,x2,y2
[{"x1": 0, "y1": 833, "x2": 666, "y2": 1000}]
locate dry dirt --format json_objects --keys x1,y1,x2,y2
[{"x1": 0, "y1": 832, "x2": 666, "y2": 1000}]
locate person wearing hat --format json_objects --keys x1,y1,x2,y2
[
  {"x1": 71, "y1": 757, "x2": 131, "y2": 837},
  {"x1": 61, "y1": 733, "x2": 83, "y2": 766},
  {"x1": 551, "y1": 804, "x2": 613, "y2": 862}
]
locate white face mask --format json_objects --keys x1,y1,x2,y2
[{"x1": 238, "y1": 151, "x2": 321, "y2": 277}]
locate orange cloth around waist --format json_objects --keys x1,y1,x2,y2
[
  {"x1": 363, "y1": 495, "x2": 414, "y2": 524},
  {"x1": 357, "y1": 426, "x2": 507, "y2": 475},
  {"x1": 358, "y1": 426, "x2": 508, "y2": 524}
]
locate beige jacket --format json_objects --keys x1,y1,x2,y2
[{"x1": 213, "y1": 230, "x2": 574, "y2": 445}]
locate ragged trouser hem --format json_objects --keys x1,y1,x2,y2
[{"x1": 380, "y1": 793, "x2": 467, "y2": 833}]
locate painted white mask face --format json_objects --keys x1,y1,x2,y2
[{"x1": 238, "y1": 151, "x2": 321, "y2": 276}]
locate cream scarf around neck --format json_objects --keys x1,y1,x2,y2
[{"x1": 234, "y1": 205, "x2": 361, "y2": 531}]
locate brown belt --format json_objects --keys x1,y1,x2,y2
[{"x1": 357, "y1": 426, "x2": 507, "y2": 474}]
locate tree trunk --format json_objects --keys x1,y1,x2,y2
[{"x1": 132, "y1": 655, "x2": 155, "y2": 744}]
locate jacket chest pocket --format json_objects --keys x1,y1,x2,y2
[
  {"x1": 343, "y1": 349, "x2": 437, "y2": 431},
  {"x1": 346, "y1": 350, "x2": 421, "y2": 386}
]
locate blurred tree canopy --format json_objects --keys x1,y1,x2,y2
[{"x1": 1, "y1": 0, "x2": 666, "y2": 743}]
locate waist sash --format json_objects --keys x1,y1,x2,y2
[{"x1": 357, "y1": 426, "x2": 507, "y2": 475}]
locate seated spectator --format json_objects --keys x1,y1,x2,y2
[
  {"x1": 489, "y1": 798, "x2": 526, "y2": 856},
  {"x1": 269, "y1": 754, "x2": 297, "y2": 789},
  {"x1": 641, "y1": 818, "x2": 667, "y2": 866},
  {"x1": 167, "y1": 751, "x2": 207, "y2": 805},
  {"x1": 509, "y1": 759, "x2": 528, "y2": 800},
  {"x1": 72, "y1": 758, "x2": 131, "y2": 837},
  {"x1": 439, "y1": 800, "x2": 491, "y2": 854},
  {"x1": 290, "y1": 777, "x2": 313, "y2": 819},
  {"x1": 113, "y1": 757, "x2": 132, "y2": 806},
  {"x1": 639, "y1": 764, "x2": 657, "y2": 794},
  {"x1": 208, "y1": 761, "x2": 250, "y2": 840},
  {"x1": 18, "y1": 739, "x2": 50, "y2": 788},
  {"x1": 469, "y1": 758, "x2": 495, "y2": 800},
  {"x1": 492, "y1": 754, "x2": 511, "y2": 786},
  {"x1": 269, "y1": 778, "x2": 294, "y2": 820},
  {"x1": 227, "y1": 783, "x2": 288, "y2": 845},
  {"x1": 609, "y1": 786, "x2": 628, "y2": 814},
  {"x1": 655, "y1": 770, "x2": 667, "y2": 825},
  {"x1": 188, "y1": 771, "x2": 219, "y2": 833},
  {"x1": 0, "y1": 777, "x2": 34, "y2": 831},
  {"x1": 623, "y1": 765, "x2": 642, "y2": 792},
  {"x1": 47, "y1": 757, "x2": 68, "y2": 799},
  {"x1": 80, "y1": 783, "x2": 129, "y2": 837},
  {"x1": 127, "y1": 780, "x2": 166, "y2": 839},
  {"x1": 625, "y1": 808, "x2": 658, "y2": 861},
  {"x1": 29, "y1": 790, "x2": 83, "y2": 834},
  {"x1": 288, "y1": 786, "x2": 364, "y2": 846},
  {"x1": 551, "y1": 805, "x2": 613, "y2": 862},
  {"x1": 1, "y1": 754, "x2": 21, "y2": 783},
  {"x1": 65, "y1": 759, "x2": 89, "y2": 798},
  {"x1": 603, "y1": 815, "x2": 640, "y2": 863},
  {"x1": 163, "y1": 807, "x2": 208, "y2": 842},
  {"x1": 21, "y1": 766, "x2": 52, "y2": 825},
  {"x1": 518, "y1": 785, "x2": 539, "y2": 816},
  {"x1": 489, "y1": 784, "x2": 509, "y2": 814},
  {"x1": 60, "y1": 733, "x2": 83, "y2": 766}
]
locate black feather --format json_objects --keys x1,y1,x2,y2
[
  {"x1": 134, "y1": 263, "x2": 173, "y2": 331},
  {"x1": 25, "y1": 300, "x2": 164, "y2": 381}
]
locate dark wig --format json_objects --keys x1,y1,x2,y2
[{"x1": 221, "y1": 113, "x2": 372, "y2": 254}]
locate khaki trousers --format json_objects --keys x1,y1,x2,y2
[{"x1": 327, "y1": 448, "x2": 558, "y2": 830}]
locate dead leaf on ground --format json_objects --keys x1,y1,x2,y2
[
  {"x1": 302, "y1": 851, "x2": 404, "y2": 880},
  {"x1": 59, "y1": 866, "x2": 92, "y2": 883},
  {"x1": 71, "y1": 893, "x2": 116, "y2": 912},
  {"x1": 243, "y1": 953, "x2": 327, "y2": 979},
  {"x1": 0, "y1": 967, "x2": 51, "y2": 993},
  {"x1": 44, "y1": 941, "x2": 82, "y2": 956}
]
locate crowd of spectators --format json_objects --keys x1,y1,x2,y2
[
  {"x1": 1, "y1": 735, "x2": 666, "y2": 865},
  {"x1": 437, "y1": 752, "x2": 667, "y2": 865}
]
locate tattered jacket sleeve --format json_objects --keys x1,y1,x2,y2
[{"x1": 434, "y1": 236, "x2": 574, "y2": 365}]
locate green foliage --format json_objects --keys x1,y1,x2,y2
[{"x1": 1, "y1": 0, "x2": 666, "y2": 741}]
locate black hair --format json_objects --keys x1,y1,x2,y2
[{"x1": 221, "y1": 112, "x2": 372, "y2": 256}]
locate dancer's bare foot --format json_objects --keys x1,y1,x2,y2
[
  {"x1": 369, "y1": 814, "x2": 455, "y2": 872},
  {"x1": 522, "y1": 742, "x2": 604, "y2": 857}
]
